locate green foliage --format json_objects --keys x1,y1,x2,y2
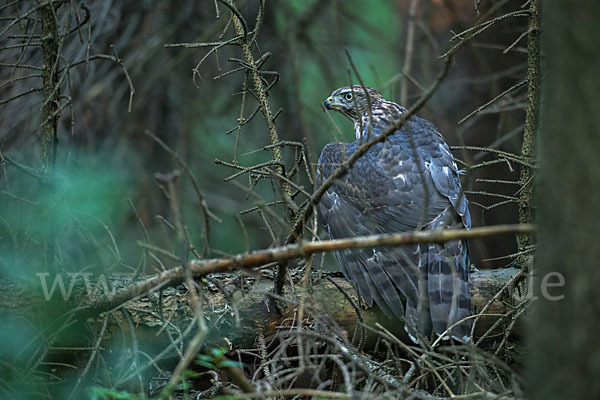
[
  {"x1": 0, "y1": 146, "x2": 131, "y2": 280},
  {"x1": 195, "y1": 347, "x2": 245, "y2": 371},
  {"x1": 88, "y1": 387, "x2": 148, "y2": 400}
]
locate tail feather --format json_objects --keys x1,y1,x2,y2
[
  {"x1": 364, "y1": 255, "x2": 405, "y2": 318},
  {"x1": 427, "y1": 240, "x2": 472, "y2": 342},
  {"x1": 333, "y1": 248, "x2": 374, "y2": 306}
]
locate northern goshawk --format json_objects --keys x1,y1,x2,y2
[{"x1": 317, "y1": 85, "x2": 472, "y2": 342}]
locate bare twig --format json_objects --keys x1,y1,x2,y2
[
  {"x1": 144, "y1": 130, "x2": 221, "y2": 256},
  {"x1": 458, "y1": 80, "x2": 527, "y2": 125},
  {"x1": 400, "y1": 0, "x2": 419, "y2": 105}
]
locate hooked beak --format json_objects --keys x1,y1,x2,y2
[{"x1": 323, "y1": 97, "x2": 334, "y2": 110}]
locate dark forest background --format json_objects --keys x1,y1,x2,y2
[
  {"x1": 4, "y1": 1, "x2": 597, "y2": 399},
  {"x1": 1, "y1": 0, "x2": 527, "y2": 275}
]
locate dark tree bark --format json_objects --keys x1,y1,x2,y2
[
  {"x1": 528, "y1": 2, "x2": 600, "y2": 399},
  {"x1": 517, "y1": 0, "x2": 541, "y2": 262}
]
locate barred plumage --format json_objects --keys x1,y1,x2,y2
[{"x1": 318, "y1": 85, "x2": 472, "y2": 342}]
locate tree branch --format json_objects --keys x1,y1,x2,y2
[
  {"x1": 39, "y1": 2, "x2": 59, "y2": 173},
  {"x1": 82, "y1": 224, "x2": 535, "y2": 316}
]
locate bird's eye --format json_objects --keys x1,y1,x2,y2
[{"x1": 344, "y1": 92, "x2": 353, "y2": 101}]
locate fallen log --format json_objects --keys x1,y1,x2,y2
[
  {"x1": 0, "y1": 266, "x2": 524, "y2": 350},
  {"x1": 0, "y1": 266, "x2": 525, "y2": 394},
  {"x1": 105, "y1": 267, "x2": 524, "y2": 350}
]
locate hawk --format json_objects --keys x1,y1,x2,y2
[{"x1": 317, "y1": 85, "x2": 472, "y2": 342}]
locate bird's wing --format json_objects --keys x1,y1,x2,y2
[
  {"x1": 413, "y1": 116, "x2": 471, "y2": 229},
  {"x1": 316, "y1": 138, "x2": 448, "y2": 327}
]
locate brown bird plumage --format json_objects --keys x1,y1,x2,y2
[{"x1": 318, "y1": 85, "x2": 472, "y2": 342}]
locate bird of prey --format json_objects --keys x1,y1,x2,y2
[{"x1": 317, "y1": 85, "x2": 472, "y2": 342}]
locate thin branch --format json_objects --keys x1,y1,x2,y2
[
  {"x1": 144, "y1": 130, "x2": 222, "y2": 256},
  {"x1": 458, "y1": 80, "x2": 527, "y2": 125},
  {"x1": 219, "y1": 389, "x2": 352, "y2": 399},
  {"x1": 440, "y1": 10, "x2": 530, "y2": 59},
  {"x1": 400, "y1": 0, "x2": 418, "y2": 105}
]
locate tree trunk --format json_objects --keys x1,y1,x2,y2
[{"x1": 528, "y1": 2, "x2": 600, "y2": 399}]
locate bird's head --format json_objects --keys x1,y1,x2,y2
[{"x1": 323, "y1": 85, "x2": 383, "y2": 123}]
